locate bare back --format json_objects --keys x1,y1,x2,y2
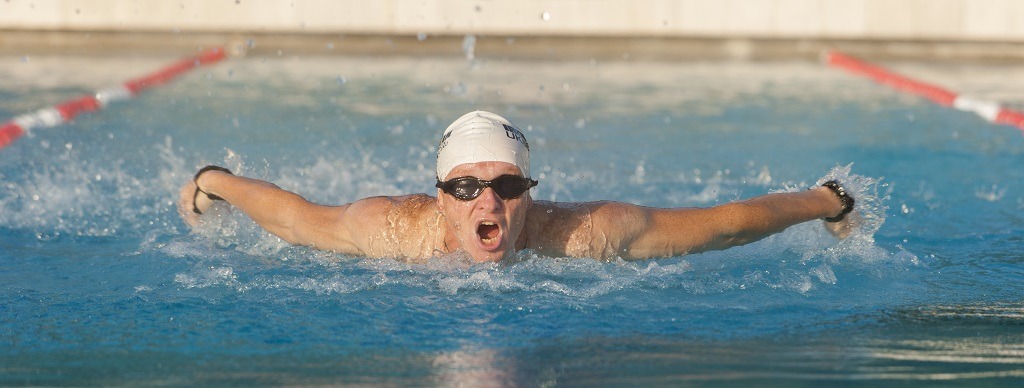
[
  {"x1": 346, "y1": 196, "x2": 632, "y2": 261},
  {"x1": 347, "y1": 196, "x2": 655, "y2": 261}
]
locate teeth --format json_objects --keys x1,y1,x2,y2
[{"x1": 480, "y1": 221, "x2": 497, "y2": 244}]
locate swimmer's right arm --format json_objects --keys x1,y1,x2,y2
[{"x1": 177, "y1": 169, "x2": 378, "y2": 254}]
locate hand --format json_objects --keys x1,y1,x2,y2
[
  {"x1": 819, "y1": 180, "x2": 857, "y2": 239},
  {"x1": 177, "y1": 180, "x2": 217, "y2": 227},
  {"x1": 177, "y1": 165, "x2": 233, "y2": 227},
  {"x1": 824, "y1": 210, "x2": 860, "y2": 239}
]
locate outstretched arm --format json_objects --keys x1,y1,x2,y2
[
  {"x1": 586, "y1": 184, "x2": 852, "y2": 260},
  {"x1": 177, "y1": 167, "x2": 368, "y2": 254}
]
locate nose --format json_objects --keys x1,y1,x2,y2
[{"x1": 475, "y1": 187, "x2": 504, "y2": 212}]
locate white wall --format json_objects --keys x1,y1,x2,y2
[{"x1": 1, "y1": 0, "x2": 1022, "y2": 41}]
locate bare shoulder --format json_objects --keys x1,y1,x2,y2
[
  {"x1": 344, "y1": 194, "x2": 438, "y2": 230},
  {"x1": 526, "y1": 200, "x2": 649, "y2": 259},
  {"x1": 346, "y1": 194, "x2": 436, "y2": 214},
  {"x1": 343, "y1": 194, "x2": 442, "y2": 259}
]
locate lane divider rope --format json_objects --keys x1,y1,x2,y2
[
  {"x1": 0, "y1": 47, "x2": 229, "y2": 150},
  {"x1": 822, "y1": 50, "x2": 1024, "y2": 133}
]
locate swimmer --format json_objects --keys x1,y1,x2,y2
[{"x1": 178, "y1": 111, "x2": 858, "y2": 262}]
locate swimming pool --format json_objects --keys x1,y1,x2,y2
[{"x1": 2, "y1": 50, "x2": 1023, "y2": 385}]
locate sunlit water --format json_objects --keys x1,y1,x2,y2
[{"x1": 2, "y1": 52, "x2": 1024, "y2": 385}]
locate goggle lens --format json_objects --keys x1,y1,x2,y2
[{"x1": 436, "y1": 175, "x2": 538, "y2": 201}]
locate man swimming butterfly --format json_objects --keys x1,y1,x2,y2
[{"x1": 178, "y1": 111, "x2": 857, "y2": 263}]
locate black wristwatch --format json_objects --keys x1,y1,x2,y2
[
  {"x1": 192, "y1": 165, "x2": 233, "y2": 214},
  {"x1": 821, "y1": 180, "x2": 854, "y2": 222}
]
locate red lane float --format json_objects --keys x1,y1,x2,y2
[
  {"x1": 0, "y1": 122, "x2": 24, "y2": 149},
  {"x1": 823, "y1": 50, "x2": 1024, "y2": 133},
  {"x1": 0, "y1": 47, "x2": 228, "y2": 150}
]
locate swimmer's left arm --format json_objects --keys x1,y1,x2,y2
[{"x1": 594, "y1": 186, "x2": 847, "y2": 259}]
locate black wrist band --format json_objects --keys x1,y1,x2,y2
[
  {"x1": 821, "y1": 180, "x2": 854, "y2": 222},
  {"x1": 192, "y1": 165, "x2": 234, "y2": 214}
]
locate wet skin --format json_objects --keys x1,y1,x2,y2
[{"x1": 437, "y1": 161, "x2": 533, "y2": 262}]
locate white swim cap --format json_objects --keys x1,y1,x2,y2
[{"x1": 436, "y1": 111, "x2": 531, "y2": 180}]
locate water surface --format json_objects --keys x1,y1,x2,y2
[{"x1": 1, "y1": 53, "x2": 1023, "y2": 385}]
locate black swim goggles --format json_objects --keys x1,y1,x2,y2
[{"x1": 436, "y1": 175, "x2": 539, "y2": 201}]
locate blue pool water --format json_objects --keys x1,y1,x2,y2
[{"x1": 2, "y1": 52, "x2": 1023, "y2": 385}]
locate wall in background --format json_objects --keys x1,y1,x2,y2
[{"x1": 2, "y1": 0, "x2": 1022, "y2": 42}]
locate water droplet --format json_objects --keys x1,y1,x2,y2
[
  {"x1": 541, "y1": 11, "x2": 551, "y2": 21},
  {"x1": 461, "y1": 35, "x2": 477, "y2": 61}
]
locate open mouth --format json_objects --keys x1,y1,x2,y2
[{"x1": 477, "y1": 221, "x2": 501, "y2": 247}]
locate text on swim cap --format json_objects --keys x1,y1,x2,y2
[
  {"x1": 502, "y1": 124, "x2": 529, "y2": 150},
  {"x1": 437, "y1": 130, "x2": 453, "y2": 152}
]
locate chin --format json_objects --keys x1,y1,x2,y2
[
  {"x1": 470, "y1": 250, "x2": 506, "y2": 263},
  {"x1": 467, "y1": 245, "x2": 511, "y2": 262}
]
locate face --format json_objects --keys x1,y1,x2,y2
[{"x1": 437, "y1": 161, "x2": 533, "y2": 262}]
